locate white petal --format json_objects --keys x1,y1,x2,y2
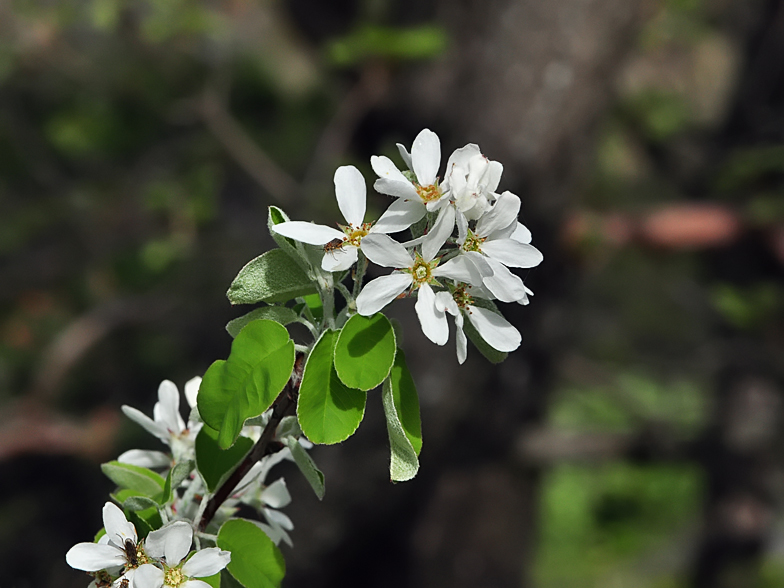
[
  {"x1": 422, "y1": 205, "x2": 455, "y2": 261},
  {"x1": 372, "y1": 198, "x2": 426, "y2": 234},
  {"x1": 118, "y1": 449, "x2": 171, "y2": 468},
  {"x1": 456, "y1": 210, "x2": 469, "y2": 243},
  {"x1": 264, "y1": 508, "x2": 295, "y2": 531},
  {"x1": 184, "y1": 376, "x2": 201, "y2": 409},
  {"x1": 371, "y1": 155, "x2": 409, "y2": 183},
  {"x1": 414, "y1": 283, "x2": 448, "y2": 345},
  {"x1": 145, "y1": 521, "x2": 192, "y2": 565},
  {"x1": 131, "y1": 564, "x2": 164, "y2": 588},
  {"x1": 271, "y1": 221, "x2": 344, "y2": 245},
  {"x1": 102, "y1": 502, "x2": 137, "y2": 547},
  {"x1": 181, "y1": 581, "x2": 213, "y2": 588},
  {"x1": 373, "y1": 178, "x2": 419, "y2": 199},
  {"x1": 433, "y1": 254, "x2": 486, "y2": 286},
  {"x1": 511, "y1": 222, "x2": 533, "y2": 244},
  {"x1": 182, "y1": 548, "x2": 231, "y2": 578},
  {"x1": 321, "y1": 245, "x2": 358, "y2": 272},
  {"x1": 444, "y1": 144, "x2": 481, "y2": 185},
  {"x1": 396, "y1": 143, "x2": 413, "y2": 170},
  {"x1": 476, "y1": 191, "x2": 520, "y2": 237},
  {"x1": 154, "y1": 380, "x2": 185, "y2": 434},
  {"x1": 66, "y1": 543, "x2": 125, "y2": 572},
  {"x1": 262, "y1": 478, "x2": 292, "y2": 509},
  {"x1": 121, "y1": 406, "x2": 169, "y2": 443},
  {"x1": 466, "y1": 306, "x2": 521, "y2": 352},
  {"x1": 455, "y1": 314, "x2": 468, "y2": 364},
  {"x1": 360, "y1": 234, "x2": 413, "y2": 268},
  {"x1": 356, "y1": 274, "x2": 412, "y2": 315},
  {"x1": 482, "y1": 240, "x2": 543, "y2": 268},
  {"x1": 484, "y1": 160, "x2": 503, "y2": 193},
  {"x1": 434, "y1": 291, "x2": 458, "y2": 315},
  {"x1": 411, "y1": 129, "x2": 440, "y2": 186},
  {"x1": 482, "y1": 258, "x2": 529, "y2": 302},
  {"x1": 334, "y1": 165, "x2": 366, "y2": 227}
]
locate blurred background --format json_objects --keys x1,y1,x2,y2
[{"x1": 1, "y1": 0, "x2": 784, "y2": 586}]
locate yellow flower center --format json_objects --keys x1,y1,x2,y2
[
  {"x1": 452, "y1": 285, "x2": 474, "y2": 309},
  {"x1": 164, "y1": 566, "x2": 186, "y2": 587},
  {"x1": 461, "y1": 230, "x2": 486, "y2": 253},
  {"x1": 416, "y1": 183, "x2": 441, "y2": 203},
  {"x1": 342, "y1": 223, "x2": 372, "y2": 247}
]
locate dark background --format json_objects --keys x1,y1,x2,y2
[{"x1": 1, "y1": 0, "x2": 784, "y2": 587}]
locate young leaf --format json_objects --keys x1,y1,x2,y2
[
  {"x1": 122, "y1": 496, "x2": 160, "y2": 512},
  {"x1": 334, "y1": 313, "x2": 396, "y2": 391},
  {"x1": 297, "y1": 330, "x2": 366, "y2": 444},
  {"x1": 382, "y1": 376, "x2": 419, "y2": 482},
  {"x1": 112, "y1": 489, "x2": 162, "y2": 537},
  {"x1": 218, "y1": 519, "x2": 286, "y2": 588},
  {"x1": 227, "y1": 249, "x2": 317, "y2": 305},
  {"x1": 195, "y1": 426, "x2": 254, "y2": 492},
  {"x1": 226, "y1": 307, "x2": 299, "y2": 338},
  {"x1": 160, "y1": 460, "x2": 194, "y2": 504},
  {"x1": 282, "y1": 437, "x2": 325, "y2": 500},
  {"x1": 198, "y1": 320, "x2": 295, "y2": 449},
  {"x1": 386, "y1": 349, "x2": 422, "y2": 455},
  {"x1": 101, "y1": 461, "x2": 166, "y2": 498}
]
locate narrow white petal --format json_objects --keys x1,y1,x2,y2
[
  {"x1": 476, "y1": 191, "x2": 520, "y2": 237},
  {"x1": 434, "y1": 254, "x2": 486, "y2": 286},
  {"x1": 396, "y1": 143, "x2": 413, "y2": 170},
  {"x1": 155, "y1": 380, "x2": 185, "y2": 434},
  {"x1": 373, "y1": 178, "x2": 419, "y2": 199},
  {"x1": 422, "y1": 205, "x2": 455, "y2": 261},
  {"x1": 356, "y1": 274, "x2": 412, "y2": 315},
  {"x1": 372, "y1": 198, "x2": 426, "y2": 234},
  {"x1": 482, "y1": 240, "x2": 543, "y2": 268},
  {"x1": 360, "y1": 234, "x2": 413, "y2": 268},
  {"x1": 321, "y1": 245, "x2": 358, "y2": 272},
  {"x1": 131, "y1": 564, "x2": 164, "y2": 588},
  {"x1": 118, "y1": 449, "x2": 171, "y2": 468},
  {"x1": 264, "y1": 508, "x2": 295, "y2": 531},
  {"x1": 121, "y1": 405, "x2": 169, "y2": 442},
  {"x1": 455, "y1": 315, "x2": 468, "y2": 364},
  {"x1": 484, "y1": 160, "x2": 503, "y2": 193},
  {"x1": 511, "y1": 222, "x2": 533, "y2": 244},
  {"x1": 181, "y1": 580, "x2": 213, "y2": 588},
  {"x1": 482, "y1": 258, "x2": 529, "y2": 302},
  {"x1": 334, "y1": 165, "x2": 366, "y2": 227},
  {"x1": 414, "y1": 283, "x2": 448, "y2": 345},
  {"x1": 184, "y1": 376, "x2": 201, "y2": 409},
  {"x1": 66, "y1": 543, "x2": 125, "y2": 572},
  {"x1": 434, "y1": 291, "x2": 458, "y2": 315},
  {"x1": 145, "y1": 521, "x2": 192, "y2": 565},
  {"x1": 271, "y1": 221, "x2": 344, "y2": 245},
  {"x1": 262, "y1": 479, "x2": 292, "y2": 509},
  {"x1": 466, "y1": 306, "x2": 521, "y2": 352},
  {"x1": 182, "y1": 548, "x2": 231, "y2": 578},
  {"x1": 411, "y1": 129, "x2": 441, "y2": 186},
  {"x1": 456, "y1": 210, "x2": 469, "y2": 243},
  {"x1": 371, "y1": 155, "x2": 409, "y2": 182},
  {"x1": 102, "y1": 502, "x2": 137, "y2": 547}
]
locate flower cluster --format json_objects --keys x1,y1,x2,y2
[
  {"x1": 66, "y1": 502, "x2": 230, "y2": 588},
  {"x1": 272, "y1": 129, "x2": 543, "y2": 363}
]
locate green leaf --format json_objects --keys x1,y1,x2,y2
[
  {"x1": 334, "y1": 313, "x2": 396, "y2": 391},
  {"x1": 386, "y1": 349, "x2": 422, "y2": 455},
  {"x1": 301, "y1": 293, "x2": 323, "y2": 321},
  {"x1": 226, "y1": 307, "x2": 299, "y2": 337},
  {"x1": 218, "y1": 519, "x2": 286, "y2": 588},
  {"x1": 198, "y1": 320, "x2": 295, "y2": 449},
  {"x1": 201, "y1": 573, "x2": 221, "y2": 588},
  {"x1": 101, "y1": 461, "x2": 166, "y2": 498},
  {"x1": 196, "y1": 426, "x2": 254, "y2": 492},
  {"x1": 122, "y1": 496, "x2": 160, "y2": 512},
  {"x1": 382, "y1": 375, "x2": 419, "y2": 482},
  {"x1": 112, "y1": 489, "x2": 161, "y2": 537},
  {"x1": 227, "y1": 249, "x2": 317, "y2": 305},
  {"x1": 161, "y1": 461, "x2": 194, "y2": 504},
  {"x1": 282, "y1": 437, "x2": 325, "y2": 500},
  {"x1": 327, "y1": 25, "x2": 448, "y2": 67},
  {"x1": 297, "y1": 330, "x2": 366, "y2": 444}
]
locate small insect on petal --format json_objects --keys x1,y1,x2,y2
[{"x1": 323, "y1": 238, "x2": 346, "y2": 258}]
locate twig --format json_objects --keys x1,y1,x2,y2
[
  {"x1": 197, "y1": 352, "x2": 305, "y2": 531},
  {"x1": 200, "y1": 88, "x2": 300, "y2": 205}
]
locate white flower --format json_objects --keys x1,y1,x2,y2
[
  {"x1": 66, "y1": 502, "x2": 143, "y2": 583},
  {"x1": 442, "y1": 144, "x2": 504, "y2": 222},
  {"x1": 435, "y1": 287, "x2": 521, "y2": 364},
  {"x1": 356, "y1": 231, "x2": 467, "y2": 345},
  {"x1": 120, "y1": 377, "x2": 202, "y2": 465},
  {"x1": 133, "y1": 521, "x2": 231, "y2": 588},
  {"x1": 371, "y1": 129, "x2": 451, "y2": 233},
  {"x1": 456, "y1": 191, "x2": 542, "y2": 303},
  {"x1": 271, "y1": 166, "x2": 392, "y2": 272}
]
